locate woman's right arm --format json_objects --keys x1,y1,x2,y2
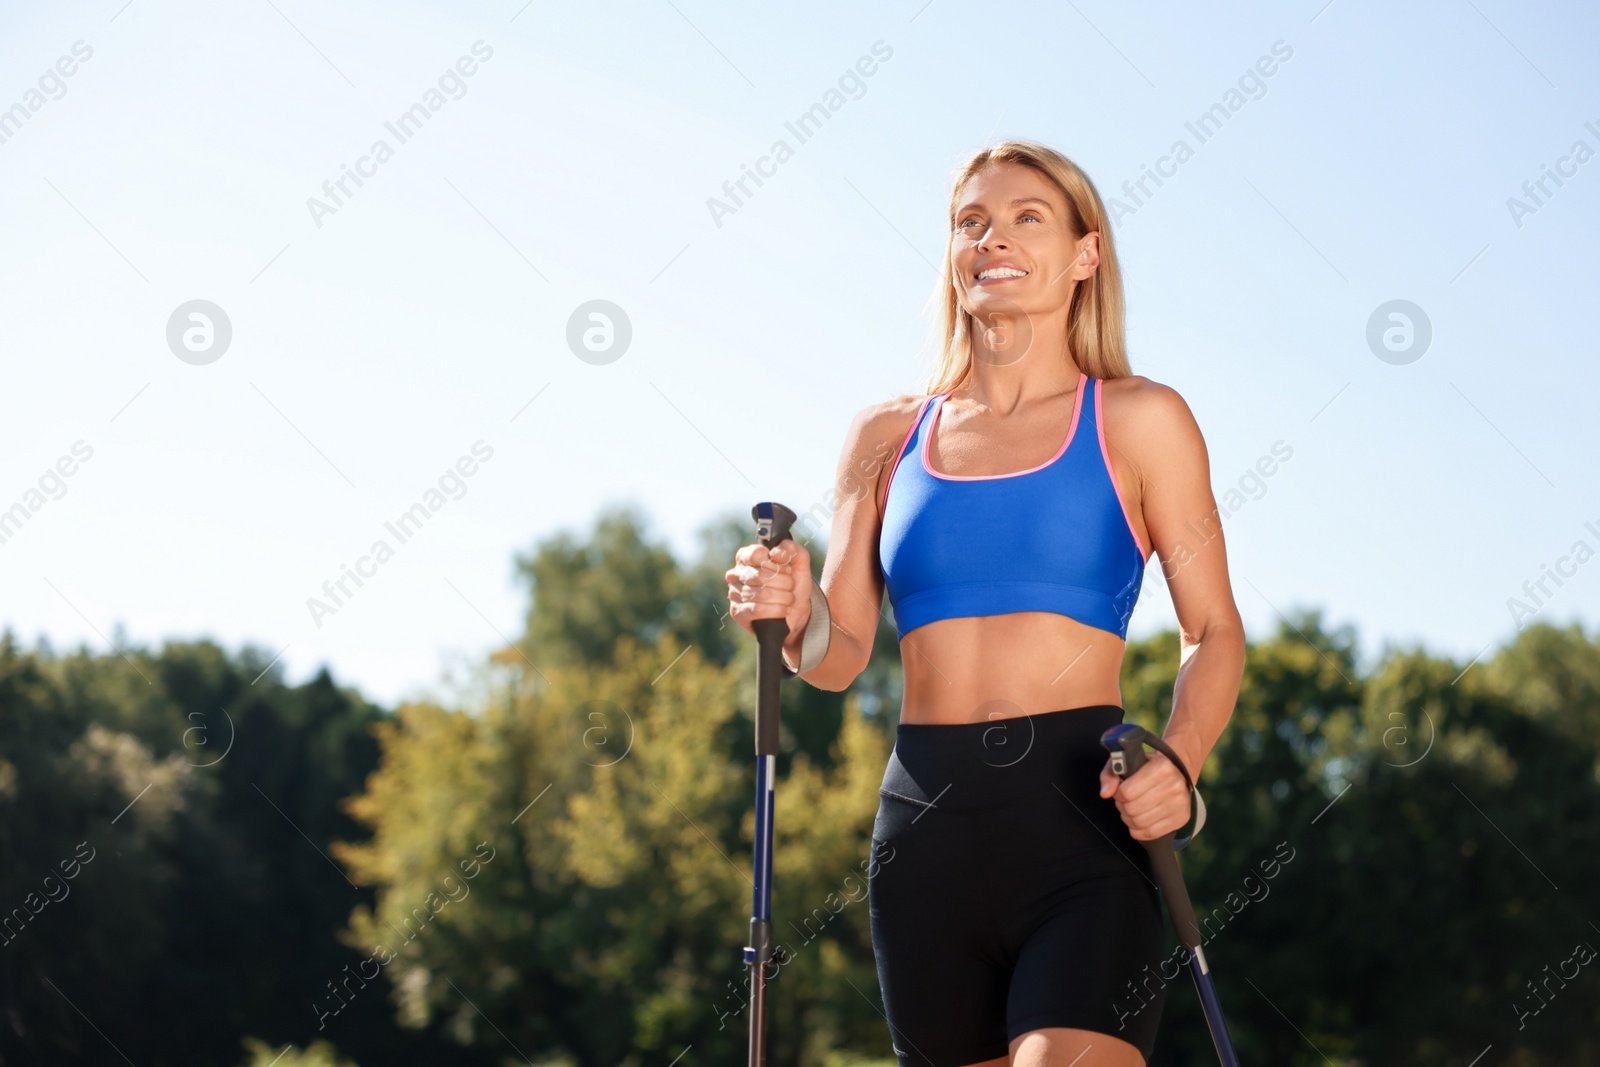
[
  {"x1": 785, "y1": 397, "x2": 922, "y2": 692},
  {"x1": 726, "y1": 397, "x2": 922, "y2": 692}
]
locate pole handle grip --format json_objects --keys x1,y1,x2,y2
[{"x1": 751, "y1": 503, "x2": 797, "y2": 756}]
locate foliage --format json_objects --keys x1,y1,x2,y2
[
  {"x1": 3, "y1": 506, "x2": 1598, "y2": 1066},
  {"x1": 0, "y1": 634, "x2": 494, "y2": 1067},
  {"x1": 240, "y1": 1037, "x2": 361, "y2": 1067}
]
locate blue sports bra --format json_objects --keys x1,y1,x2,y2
[{"x1": 878, "y1": 371, "x2": 1149, "y2": 642}]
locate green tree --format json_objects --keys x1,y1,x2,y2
[
  {"x1": 510, "y1": 505, "x2": 904, "y2": 774},
  {"x1": 0, "y1": 634, "x2": 494, "y2": 1067},
  {"x1": 1136, "y1": 620, "x2": 1600, "y2": 1066},
  {"x1": 339, "y1": 624, "x2": 895, "y2": 1067},
  {"x1": 240, "y1": 1036, "x2": 361, "y2": 1066}
]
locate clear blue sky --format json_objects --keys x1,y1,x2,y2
[{"x1": 2, "y1": 0, "x2": 1596, "y2": 707}]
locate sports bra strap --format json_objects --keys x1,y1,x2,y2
[{"x1": 876, "y1": 393, "x2": 940, "y2": 520}]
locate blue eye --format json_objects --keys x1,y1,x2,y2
[{"x1": 958, "y1": 213, "x2": 1040, "y2": 230}]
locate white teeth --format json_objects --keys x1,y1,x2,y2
[{"x1": 977, "y1": 267, "x2": 1027, "y2": 279}]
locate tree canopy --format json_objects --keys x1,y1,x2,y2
[{"x1": 3, "y1": 503, "x2": 1597, "y2": 1066}]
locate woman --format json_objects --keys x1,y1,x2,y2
[{"x1": 726, "y1": 141, "x2": 1244, "y2": 1067}]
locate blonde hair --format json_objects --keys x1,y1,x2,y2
[{"x1": 922, "y1": 141, "x2": 1130, "y2": 396}]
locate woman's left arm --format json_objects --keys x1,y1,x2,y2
[{"x1": 1099, "y1": 378, "x2": 1246, "y2": 841}]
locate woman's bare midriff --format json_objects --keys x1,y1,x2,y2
[{"x1": 896, "y1": 610, "x2": 1127, "y2": 724}]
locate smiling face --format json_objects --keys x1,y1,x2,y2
[{"x1": 950, "y1": 160, "x2": 1098, "y2": 328}]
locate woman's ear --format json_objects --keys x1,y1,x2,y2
[{"x1": 1076, "y1": 231, "x2": 1101, "y2": 277}]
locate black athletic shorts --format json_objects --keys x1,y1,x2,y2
[{"x1": 868, "y1": 705, "x2": 1167, "y2": 1065}]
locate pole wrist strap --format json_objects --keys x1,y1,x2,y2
[
  {"x1": 779, "y1": 585, "x2": 831, "y2": 679},
  {"x1": 1144, "y1": 733, "x2": 1208, "y2": 851}
]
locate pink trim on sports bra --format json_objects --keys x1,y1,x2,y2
[
  {"x1": 877, "y1": 393, "x2": 940, "y2": 520},
  {"x1": 1094, "y1": 377, "x2": 1151, "y2": 562},
  {"x1": 921, "y1": 371, "x2": 1087, "y2": 481}
]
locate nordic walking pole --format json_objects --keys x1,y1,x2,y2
[
  {"x1": 1101, "y1": 722, "x2": 1242, "y2": 1067},
  {"x1": 745, "y1": 501, "x2": 797, "y2": 1067}
]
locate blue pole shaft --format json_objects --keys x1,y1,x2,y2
[
  {"x1": 751, "y1": 755, "x2": 774, "y2": 920},
  {"x1": 1185, "y1": 942, "x2": 1242, "y2": 1065},
  {"x1": 744, "y1": 754, "x2": 777, "y2": 1066}
]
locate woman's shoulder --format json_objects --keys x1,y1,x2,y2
[
  {"x1": 863, "y1": 391, "x2": 936, "y2": 421},
  {"x1": 1100, "y1": 374, "x2": 1205, "y2": 451},
  {"x1": 836, "y1": 394, "x2": 935, "y2": 515},
  {"x1": 843, "y1": 393, "x2": 935, "y2": 456},
  {"x1": 1101, "y1": 374, "x2": 1196, "y2": 421}
]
